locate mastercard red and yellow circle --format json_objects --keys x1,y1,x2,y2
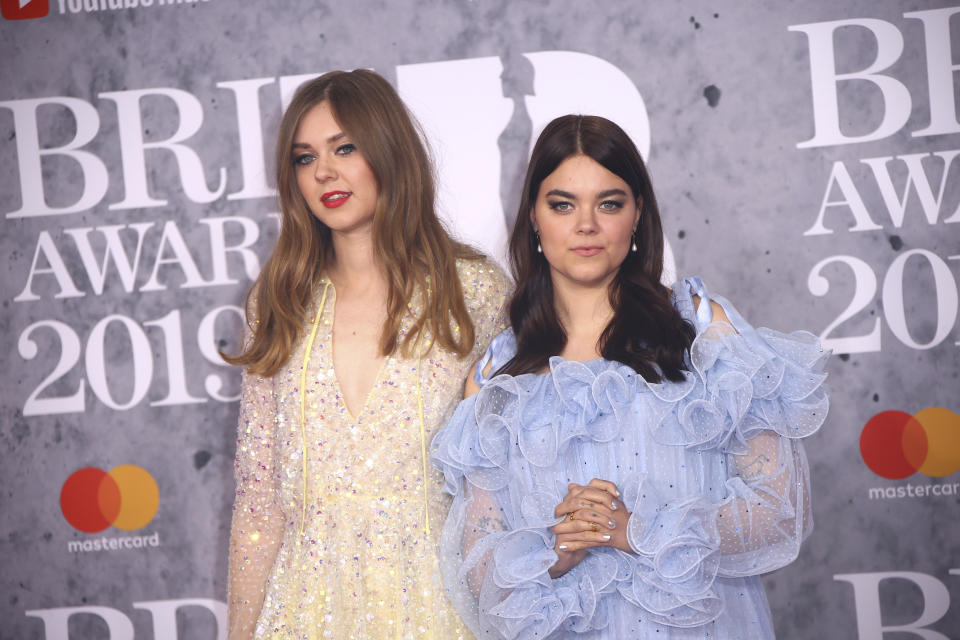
[
  {"x1": 860, "y1": 408, "x2": 960, "y2": 479},
  {"x1": 60, "y1": 465, "x2": 159, "y2": 533}
]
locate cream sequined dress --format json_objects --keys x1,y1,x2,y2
[{"x1": 228, "y1": 259, "x2": 510, "y2": 639}]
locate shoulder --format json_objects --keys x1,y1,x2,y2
[
  {"x1": 455, "y1": 256, "x2": 513, "y2": 319},
  {"x1": 671, "y1": 276, "x2": 738, "y2": 333},
  {"x1": 693, "y1": 296, "x2": 732, "y2": 327},
  {"x1": 464, "y1": 370, "x2": 483, "y2": 398},
  {"x1": 467, "y1": 328, "x2": 517, "y2": 394},
  {"x1": 456, "y1": 255, "x2": 511, "y2": 294}
]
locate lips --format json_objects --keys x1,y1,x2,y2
[
  {"x1": 321, "y1": 191, "x2": 351, "y2": 208},
  {"x1": 572, "y1": 246, "x2": 603, "y2": 257}
]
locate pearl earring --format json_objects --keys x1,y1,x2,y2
[
  {"x1": 535, "y1": 231, "x2": 542, "y2": 253},
  {"x1": 631, "y1": 240, "x2": 637, "y2": 252}
]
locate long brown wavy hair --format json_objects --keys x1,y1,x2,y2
[
  {"x1": 226, "y1": 69, "x2": 480, "y2": 377},
  {"x1": 498, "y1": 115, "x2": 694, "y2": 382}
]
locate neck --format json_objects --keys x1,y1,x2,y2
[
  {"x1": 552, "y1": 273, "x2": 615, "y2": 353},
  {"x1": 326, "y1": 228, "x2": 386, "y2": 295}
]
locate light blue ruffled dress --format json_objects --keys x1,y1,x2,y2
[{"x1": 431, "y1": 278, "x2": 829, "y2": 639}]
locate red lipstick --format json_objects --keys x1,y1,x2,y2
[{"x1": 321, "y1": 191, "x2": 351, "y2": 208}]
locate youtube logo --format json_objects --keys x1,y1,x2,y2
[{"x1": 2, "y1": 0, "x2": 49, "y2": 19}]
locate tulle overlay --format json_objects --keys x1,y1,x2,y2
[{"x1": 431, "y1": 278, "x2": 829, "y2": 639}]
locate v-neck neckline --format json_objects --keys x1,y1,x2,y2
[{"x1": 325, "y1": 282, "x2": 390, "y2": 423}]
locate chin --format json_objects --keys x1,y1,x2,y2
[
  {"x1": 312, "y1": 213, "x2": 374, "y2": 234},
  {"x1": 562, "y1": 266, "x2": 618, "y2": 288}
]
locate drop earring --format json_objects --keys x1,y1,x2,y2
[
  {"x1": 535, "y1": 231, "x2": 542, "y2": 253},
  {"x1": 631, "y1": 229, "x2": 638, "y2": 252}
]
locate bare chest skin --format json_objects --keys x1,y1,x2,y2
[
  {"x1": 558, "y1": 329, "x2": 604, "y2": 363},
  {"x1": 330, "y1": 288, "x2": 388, "y2": 419}
]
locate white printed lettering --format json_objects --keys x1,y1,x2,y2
[
  {"x1": 0, "y1": 97, "x2": 108, "y2": 218},
  {"x1": 790, "y1": 18, "x2": 911, "y2": 148},
  {"x1": 805, "y1": 161, "x2": 882, "y2": 235},
  {"x1": 100, "y1": 88, "x2": 226, "y2": 209}
]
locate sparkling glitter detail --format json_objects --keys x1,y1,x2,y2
[{"x1": 228, "y1": 259, "x2": 510, "y2": 639}]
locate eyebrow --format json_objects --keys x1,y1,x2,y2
[
  {"x1": 545, "y1": 188, "x2": 629, "y2": 199},
  {"x1": 291, "y1": 132, "x2": 347, "y2": 150},
  {"x1": 597, "y1": 188, "x2": 628, "y2": 198}
]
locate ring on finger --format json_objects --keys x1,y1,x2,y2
[
  {"x1": 590, "y1": 522, "x2": 598, "y2": 532},
  {"x1": 567, "y1": 512, "x2": 576, "y2": 522}
]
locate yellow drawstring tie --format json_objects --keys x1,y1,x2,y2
[
  {"x1": 299, "y1": 281, "x2": 330, "y2": 536},
  {"x1": 416, "y1": 348, "x2": 431, "y2": 538}
]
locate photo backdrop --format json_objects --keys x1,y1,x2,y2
[{"x1": 2, "y1": 1, "x2": 959, "y2": 638}]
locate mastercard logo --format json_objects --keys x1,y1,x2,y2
[
  {"x1": 860, "y1": 408, "x2": 960, "y2": 480},
  {"x1": 60, "y1": 465, "x2": 159, "y2": 533}
]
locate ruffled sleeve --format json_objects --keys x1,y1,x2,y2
[
  {"x1": 226, "y1": 300, "x2": 284, "y2": 640},
  {"x1": 434, "y1": 386, "x2": 575, "y2": 639},
  {"x1": 432, "y1": 278, "x2": 830, "y2": 637},
  {"x1": 623, "y1": 277, "x2": 829, "y2": 619}
]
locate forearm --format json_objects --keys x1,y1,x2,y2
[
  {"x1": 715, "y1": 435, "x2": 810, "y2": 574},
  {"x1": 226, "y1": 499, "x2": 283, "y2": 640},
  {"x1": 626, "y1": 433, "x2": 809, "y2": 578}
]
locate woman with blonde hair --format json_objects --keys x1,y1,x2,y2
[
  {"x1": 225, "y1": 69, "x2": 509, "y2": 639},
  {"x1": 433, "y1": 115, "x2": 828, "y2": 638}
]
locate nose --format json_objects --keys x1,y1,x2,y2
[
  {"x1": 313, "y1": 155, "x2": 337, "y2": 182},
  {"x1": 574, "y1": 208, "x2": 599, "y2": 235}
]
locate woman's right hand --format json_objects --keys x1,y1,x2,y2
[{"x1": 548, "y1": 479, "x2": 626, "y2": 578}]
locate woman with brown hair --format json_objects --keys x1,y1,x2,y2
[
  {"x1": 225, "y1": 69, "x2": 510, "y2": 639},
  {"x1": 432, "y1": 115, "x2": 829, "y2": 638}
]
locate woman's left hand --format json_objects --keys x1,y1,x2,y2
[{"x1": 552, "y1": 478, "x2": 633, "y2": 554}]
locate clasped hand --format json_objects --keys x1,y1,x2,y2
[{"x1": 548, "y1": 478, "x2": 632, "y2": 578}]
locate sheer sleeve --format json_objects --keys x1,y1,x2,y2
[
  {"x1": 618, "y1": 279, "x2": 827, "y2": 622},
  {"x1": 719, "y1": 430, "x2": 812, "y2": 572},
  {"x1": 435, "y1": 397, "x2": 570, "y2": 639},
  {"x1": 226, "y1": 310, "x2": 283, "y2": 640},
  {"x1": 624, "y1": 429, "x2": 813, "y2": 594}
]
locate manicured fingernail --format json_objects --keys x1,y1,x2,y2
[
  {"x1": 602, "y1": 534, "x2": 611, "y2": 541},
  {"x1": 610, "y1": 501, "x2": 618, "y2": 510},
  {"x1": 608, "y1": 520, "x2": 617, "y2": 529},
  {"x1": 614, "y1": 489, "x2": 621, "y2": 497},
  {"x1": 558, "y1": 545, "x2": 568, "y2": 551}
]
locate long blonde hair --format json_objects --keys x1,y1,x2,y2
[{"x1": 225, "y1": 69, "x2": 479, "y2": 377}]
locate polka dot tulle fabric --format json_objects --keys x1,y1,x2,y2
[{"x1": 431, "y1": 278, "x2": 829, "y2": 639}]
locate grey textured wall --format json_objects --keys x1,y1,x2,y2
[{"x1": 1, "y1": 1, "x2": 959, "y2": 638}]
